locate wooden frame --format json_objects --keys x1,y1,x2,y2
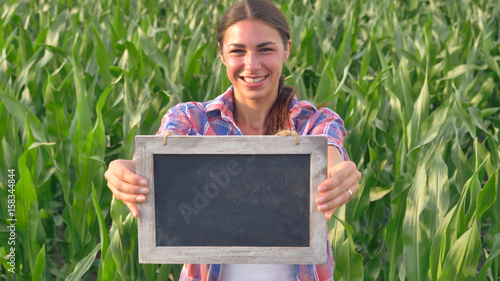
[{"x1": 136, "y1": 135, "x2": 328, "y2": 264}]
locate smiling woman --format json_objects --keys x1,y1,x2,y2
[
  {"x1": 219, "y1": 19, "x2": 291, "y2": 135},
  {"x1": 219, "y1": 20, "x2": 291, "y2": 136},
  {"x1": 104, "y1": 0, "x2": 362, "y2": 280},
  {"x1": 216, "y1": 0, "x2": 296, "y2": 136}
]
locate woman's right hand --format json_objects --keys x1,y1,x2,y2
[{"x1": 104, "y1": 159, "x2": 149, "y2": 218}]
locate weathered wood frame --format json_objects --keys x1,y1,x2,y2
[{"x1": 136, "y1": 135, "x2": 328, "y2": 264}]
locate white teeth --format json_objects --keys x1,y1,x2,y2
[{"x1": 243, "y1": 76, "x2": 265, "y2": 84}]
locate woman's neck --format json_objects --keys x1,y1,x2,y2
[{"x1": 233, "y1": 97, "x2": 274, "y2": 136}]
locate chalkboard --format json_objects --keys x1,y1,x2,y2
[
  {"x1": 154, "y1": 154, "x2": 310, "y2": 247},
  {"x1": 136, "y1": 135, "x2": 327, "y2": 264}
]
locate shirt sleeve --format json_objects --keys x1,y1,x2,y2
[
  {"x1": 315, "y1": 107, "x2": 349, "y2": 161},
  {"x1": 301, "y1": 106, "x2": 349, "y2": 161},
  {"x1": 156, "y1": 103, "x2": 193, "y2": 136}
]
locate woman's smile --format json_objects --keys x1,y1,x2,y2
[{"x1": 240, "y1": 75, "x2": 269, "y2": 86}]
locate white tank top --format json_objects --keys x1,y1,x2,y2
[{"x1": 219, "y1": 264, "x2": 296, "y2": 281}]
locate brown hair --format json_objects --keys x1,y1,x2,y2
[{"x1": 217, "y1": 0, "x2": 296, "y2": 135}]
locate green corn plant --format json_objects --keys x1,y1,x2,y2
[{"x1": 1, "y1": 0, "x2": 499, "y2": 280}]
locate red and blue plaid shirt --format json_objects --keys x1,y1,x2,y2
[{"x1": 157, "y1": 87, "x2": 348, "y2": 281}]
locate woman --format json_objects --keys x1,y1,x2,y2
[{"x1": 105, "y1": 0, "x2": 361, "y2": 280}]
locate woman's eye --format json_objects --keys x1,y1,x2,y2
[
  {"x1": 260, "y1": 48, "x2": 274, "y2": 52},
  {"x1": 230, "y1": 49, "x2": 244, "y2": 54}
]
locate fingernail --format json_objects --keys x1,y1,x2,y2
[
  {"x1": 316, "y1": 196, "x2": 325, "y2": 204},
  {"x1": 319, "y1": 204, "x2": 328, "y2": 212},
  {"x1": 319, "y1": 186, "x2": 327, "y2": 192},
  {"x1": 139, "y1": 179, "x2": 147, "y2": 186},
  {"x1": 136, "y1": 195, "x2": 146, "y2": 203},
  {"x1": 139, "y1": 188, "x2": 149, "y2": 194},
  {"x1": 133, "y1": 211, "x2": 138, "y2": 218},
  {"x1": 327, "y1": 211, "x2": 332, "y2": 220}
]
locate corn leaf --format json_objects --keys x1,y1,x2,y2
[
  {"x1": 92, "y1": 185, "x2": 109, "y2": 261},
  {"x1": 65, "y1": 243, "x2": 101, "y2": 281},
  {"x1": 475, "y1": 233, "x2": 500, "y2": 280},
  {"x1": 440, "y1": 222, "x2": 481, "y2": 281},
  {"x1": 31, "y1": 244, "x2": 45, "y2": 281},
  {"x1": 475, "y1": 166, "x2": 498, "y2": 219},
  {"x1": 403, "y1": 164, "x2": 430, "y2": 281}
]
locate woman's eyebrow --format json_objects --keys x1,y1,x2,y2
[
  {"x1": 226, "y1": 41, "x2": 277, "y2": 48},
  {"x1": 227, "y1": 43, "x2": 246, "y2": 48},
  {"x1": 256, "y1": 41, "x2": 277, "y2": 48}
]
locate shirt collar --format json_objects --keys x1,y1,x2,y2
[
  {"x1": 206, "y1": 86, "x2": 235, "y2": 121},
  {"x1": 206, "y1": 86, "x2": 304, "y2": 127}
]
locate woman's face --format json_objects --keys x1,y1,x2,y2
[{"x1": 219, "y1": 20, "x2": 291, "y2": 106}]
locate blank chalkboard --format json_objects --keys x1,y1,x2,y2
[
  {"x1": 154, "y1": 154, "x2": 310, "y2": 247},
  {"x1": 136, "y1": 135, "x2": 327, "y2": 264}
]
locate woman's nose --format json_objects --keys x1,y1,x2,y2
[{"x1": 244, "y1": 52, "x2": 261, "y2": 70}]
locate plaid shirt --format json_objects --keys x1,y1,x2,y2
[{"x1": 157, "y1": 86, "x2": 348, "y2": 281}]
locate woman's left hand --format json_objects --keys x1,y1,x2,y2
[{"x1": 316, "y1": 146, "x2": 362, "y2": 219}]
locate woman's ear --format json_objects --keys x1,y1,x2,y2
[
  {"x1": 284, "y1": 39, "x2": 292, "y2": 61},
  {"x1": 218, "y1": 42, "x2": 226, "y2": 64}
]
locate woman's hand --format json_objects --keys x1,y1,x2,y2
[
  {"x1": 316, "y1": 146, "x2": 362, "y2": 219},
  {"x1": 104, "y1": 158, "x2": 149, "y2": 218}
]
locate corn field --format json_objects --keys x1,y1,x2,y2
[{"x1": 0, "y1": 0, "x2": 499, "y2": 280}]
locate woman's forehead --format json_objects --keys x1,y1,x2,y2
[{"x1": 222, "y1": 20, "x2": 282, "y2": 47}]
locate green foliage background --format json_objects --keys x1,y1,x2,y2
[{"x1": 0, "y1": 0, "x2": 499, "y2": 280}]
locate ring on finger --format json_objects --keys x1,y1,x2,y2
[{"x1": 347, "y1": 189, "x2": 353, "y2": 200}]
